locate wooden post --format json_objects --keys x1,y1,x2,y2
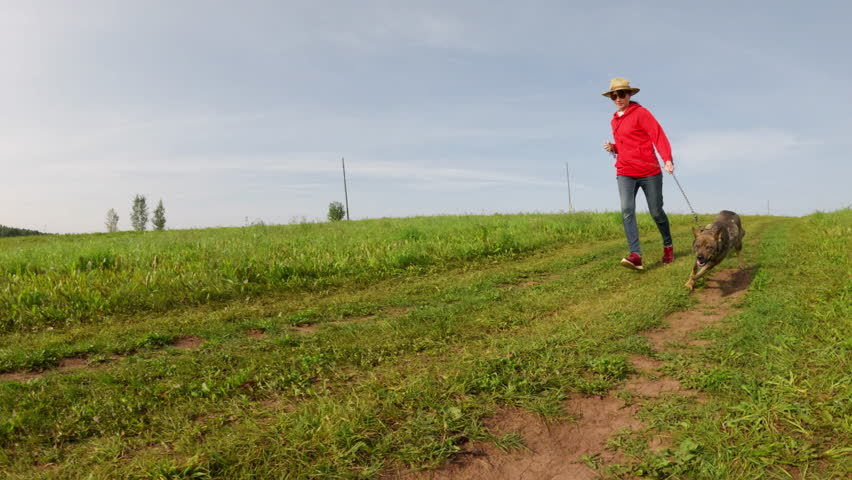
[
  {"x1": 565, "y1": 163, "x2": 574, "y2": 213},
  {"x1": 342, "y1": 157, "x2": 350, "y2": 220}
]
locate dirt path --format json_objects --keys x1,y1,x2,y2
[{"x1": 394, "y1": 268, "x2": 753, "y2": 480}]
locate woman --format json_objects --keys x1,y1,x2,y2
[{"x1": 602, "y1": 77, "x2": 674, "y2": 271}]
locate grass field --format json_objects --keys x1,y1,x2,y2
[{"x1": 1, "y1": 210, "x2": 849, "y2": 479}]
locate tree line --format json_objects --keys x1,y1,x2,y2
[
  {"x1": 106, "y1": 197, "x2": 347, "y2": 233},
  {"x1": 0, "y1": 225, "x2": 45, "y2": 238},
  {"x1": 7, "y1": 197, "x2": 347, "y2": 237},
  {"x1": 106, "y1": 195, "x2": 166, "y2": 232}
]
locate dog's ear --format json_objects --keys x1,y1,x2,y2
[
  {"x1": 692, "y1": 227, "x2": 700, "y2": 238},
  {"x1": 714, "y1": 228, "x2": 723, "y2": 242}
]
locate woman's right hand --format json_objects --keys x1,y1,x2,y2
[{"x1": 604, "y1": 141, "x2": 615, "y2": 153}]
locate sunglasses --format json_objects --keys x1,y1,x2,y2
[{"x1": 609, "y1": 90, "x2": 631, "y2": 100}]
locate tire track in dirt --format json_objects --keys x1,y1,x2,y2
[
  {"x1": 393, "y1": 267, "x2": 753, "y2": 480},
  {"x1": 0, "y1": 335, "x2": 205, "y2": 382}
]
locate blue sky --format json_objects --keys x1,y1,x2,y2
[{"x1": 3, "y1": 1, "x2": 850, "y2": 233}]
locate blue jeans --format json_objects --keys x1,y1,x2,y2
[{"x1": 617, "y1": 174, "x2": 672, "y2": 255}]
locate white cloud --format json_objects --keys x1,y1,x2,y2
[
  {"x1": 674, "y1": 129, "x2": 804, "y2": 175},
  {"x1": 1, "y1": 2, "x2": 850, "y2": 233}
]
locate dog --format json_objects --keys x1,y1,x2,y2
[{"x1": 685, "y1": 210, "x2": 745, "y2": 291}]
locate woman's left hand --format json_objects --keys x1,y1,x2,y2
[{"x1": 664, "y1": 161, "x2": 674, "y2": 174}]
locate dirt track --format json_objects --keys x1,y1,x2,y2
[{"x1": 394, "y1": 268, "x2": 753, "y2": 480}]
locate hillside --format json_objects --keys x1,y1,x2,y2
[{"x1": 0, "y1": 210, "x2": 849, "y2": 479}]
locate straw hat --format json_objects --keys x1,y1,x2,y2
[{"x1": 601, "y1": 77, "x2": 640, "y2": 97}]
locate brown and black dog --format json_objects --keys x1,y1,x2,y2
[{"x1": 685, "y1": 210, "x2": 745, "y2": 291}]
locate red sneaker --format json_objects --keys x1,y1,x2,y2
[
  {"x1": 662, "y1": 245, "x2": 674, "y2": 264},
  {"x1": 620, "y1": 252, "x2": 644, "y2": 270}
]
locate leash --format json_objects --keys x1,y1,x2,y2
[
  {"x1": 609, "y1": 148, "x2": 701, "y2": 228},
  {"x1": 671, "y1": 172, "x2": 701, "y2": 228}
]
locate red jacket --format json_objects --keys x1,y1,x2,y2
[{"x1": 610, "y1": 102, "x2": 672, "y2": 178}]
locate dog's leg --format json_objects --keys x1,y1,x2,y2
[
  {"x1": 735, "y1": 244, "x2": 745, "y2": 269},
  {"x1": 686, "y1": 262, "x2": 715, "y2": 291},
  {"x1": 692, "y1": 262, "x2": 713, "y2": 281},
  {"x1": 685, "y1": 262, "x2": 702, "y2": 290}
]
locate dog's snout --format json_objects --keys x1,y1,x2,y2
[{"x1": 697, "y1": 254, "x2": 705, "y2": 262}]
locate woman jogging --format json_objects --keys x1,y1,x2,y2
[{"x1": 602, "y1": 77, "x2": 674, "y2": 271}]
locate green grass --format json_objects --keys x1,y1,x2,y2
[
  {"x1": 0, "y1": 212, "x2": 648, "y2": 330},
  {"x1": 0, "y1": 210, "x2": 849, "y2": 479},
  {"x1": 620, "y1": 210, "x2": 852, "y2": 479}
]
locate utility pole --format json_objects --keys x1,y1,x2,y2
[
  {"x1": 565, "y1": 163, "x2": 574, "y2": 213},
  {"x1": 342, "y1": 157, "x2": 350, "y2": 220}
]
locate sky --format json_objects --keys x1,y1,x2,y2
[{"x1": 2, "y1": 1, "x2": 850, "y2": 234}]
